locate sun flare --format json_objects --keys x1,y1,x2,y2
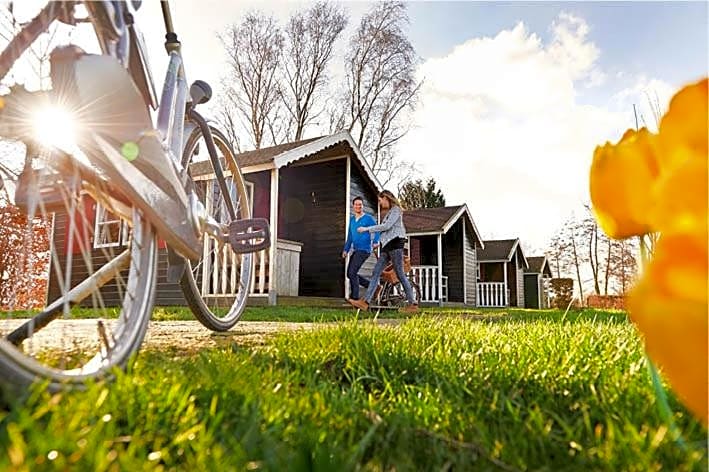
[{"x1": 31, "y1": 105, "x2": 78, "y2": 151}]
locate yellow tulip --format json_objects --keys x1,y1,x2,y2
[
  {"x1": 590, "y1": 128, "x2": 659, "y2": 238},
  {"x1": 627, "y1": 232, "x2": 708, "y2": 421},
  {"x1": 651, "y1": 157, "x2": 708, "y2": 235},
  {"x1": 590, "y1": 77, "x2": 709, "y2": 424},
  {"x1": 657, "y1": 78, "x2": 708, "y2": 172}
]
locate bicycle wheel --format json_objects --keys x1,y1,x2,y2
[
  {"x1": 180, "y1": 126, "x2": 253, "y2": 331},
  {"x1": 0, "y1": 4, "x2": 158, "y2": 392},
  {"x1": 383, "y1": 279, "x2": 421, "y2": 308}
]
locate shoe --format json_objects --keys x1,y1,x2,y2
[
  {"x1": 348, "y1": 298, "x2": 369, "y2": 311},
  {"x1": 398, "y1": 304, "x2": 419, "y2": 314}
]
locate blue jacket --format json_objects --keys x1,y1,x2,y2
[{"x1": 343, "y1": 213, "x2": 380, "y2": 253}]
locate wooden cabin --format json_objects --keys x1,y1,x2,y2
[
  {"x1": 476, "y1": 238, "x2": 529, "y2": 307},
  {"x1": 524, "y1": 256, "x2": 553, "y2": 309},
  {"x1": 46, "y1": 131, "x2": 382, "y2": 306},
  {"x1": 404, "y1": 205, "x2": 484, "y2": 306}
]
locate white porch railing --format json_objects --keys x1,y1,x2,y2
[
  {"x1": 249, "y1": 250, "x2": 269, "y2": 296},
  {"x1": 411, "y1": 265, "x2": 448, "y2": 303},
  {"x1": 199, "y1": 235, "x2": 269, "y2": 297},
  {"x1": 476, "y1": 282, "x2": 508, "y2": 307}
]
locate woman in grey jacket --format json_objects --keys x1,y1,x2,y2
[{"x1": 348, "y1": 190, "x2": 418, "y2": 312}]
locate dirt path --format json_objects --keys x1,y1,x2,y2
[
  {"x1": 1, "y1": 319, "x2": 402, "y2": 354},
  {"x1": 143, "y1": 320, "x2": 321, "y2": 352}
]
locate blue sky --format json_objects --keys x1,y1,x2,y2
[
  {"x1": 118, "y1": 1, "x2": 709, "y2": 251},
  {"x1": 7, "y1": 1, "x2": 708, "y2": 252},
  {"x1": 405, "y1": 2, "x2": 707, "y2": 85},
  {"x1": 403, "y1": 0, "x2": 709, "y2": 121},
  {"x1": 393, "y1": 2, "x2": 707, "y2": 250}
]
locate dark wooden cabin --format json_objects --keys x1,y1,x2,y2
[
  {"x1": 404, "y1": 205, "x2": 484, "y2": 306},
  {"x1": 46, "y1": 131, "x2": 382, "y2": 306},
  {"x1": 524, "y1": 256, "x2": 553, "y2": 309},
  {"x1": 477, "y1": 238, "x2": 529, "y2": 307}
]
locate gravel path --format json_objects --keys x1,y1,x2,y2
[
  {"x1": 142, "y1": 320, "x2": 320, "y2": 352},
  {"x1": 0, "y1": 318, "x2": 402, "y2": 354}
]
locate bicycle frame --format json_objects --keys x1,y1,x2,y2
[
  {"x1": 0, "y1": 1, "x2": 217, "y2": 262},
  {"x1": 0, "y1": 0, "x2": 267, "y2": 379},
  {"x1": 86, "y1": 0, "x2": 204, "y2": 261}
]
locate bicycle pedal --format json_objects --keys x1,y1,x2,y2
[{"x1": 227, "y1": 218, "x2": 271, "y2": 254}]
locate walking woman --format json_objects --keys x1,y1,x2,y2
[{"x1": 348, "y1": 190, "x2": 419, "y2": 313}]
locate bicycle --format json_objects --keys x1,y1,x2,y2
[
  {"x1": 0, "y1": 1, "x2": 269, "y2": 391},
  {"x1": 371, "y1": 255, "x2": 421, "y2": 309}
]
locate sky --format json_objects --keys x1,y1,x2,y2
[{"x1": 8, "y1": 1, "x2": 709, "y2": 254}]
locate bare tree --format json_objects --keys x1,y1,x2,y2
[
  {"x1": 547, "y1": 233, "x2": 570, "y2": 279},
  {"x1": 281, "y1": 2, "x2": 347, "y2": 141},
  {"x1": 548, "y1": 216, "x2": 586, "y2": 303},
  {"x1": 567, "y1": 220, "x2": 585, "y2": 303},
  {"x1": 221, "y1": 12, "x2": 284, "y2": 149},
  {"x1": 549, "y1": 204, "x2": 641, "y2": 300},
  {"x1": 214, "y1": 93, "x2": 242, "y2": 153},
  {"x1": 581, "y1": 204, "x2": 608, "y2": 296},
  {"x1": 608, "y1": 238, "x2": 638, "y2": 294},
  {"x1": 339, "y1": 2, "x2": 422, "y2": 184}
]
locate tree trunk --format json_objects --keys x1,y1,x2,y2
[{"x1": 570, "y1": 237, "x2": 584, "y2": 304}]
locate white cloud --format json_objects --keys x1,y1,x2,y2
[
  {"x1": 397, "y1": 13, "x2": 678, "y2": 253},
  {"x1": 548, "y1": 12, "x2": 600, "y2": 82},
  {"x1": 609, "y1": 76, "x2": 676, "y2": 131}
]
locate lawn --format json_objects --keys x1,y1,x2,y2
[{"x1": 1, "y1": 308, "x2": 706, "y2": 470}]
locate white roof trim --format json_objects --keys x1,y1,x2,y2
[
  {"x1": 479, "y1": 238, "x2": 528, "y2": 267},
  {"x1": 527, "y1": 256, "x2": 551, "y2": 275},
  {"x1": 505, "y1": 238, "x2": 529, "y2": 269},
  {"x1": 441, "y1": 204, "x2": 485, "y2": 250},
  {"x1": 241, "y1": 162, "x2": 276, "y2": 174},
  {"x1": 271, "y1": 131, "x2": 383, "y2": 192},
  {"x1": 539, "y1": 256, "x2": 548, "y2": 274},
  {"x1": 407, "y1": 231, "x2": 444, "y2": 237}
]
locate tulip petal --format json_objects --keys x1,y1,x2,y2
[
  {"x1": 658, "y1": 78, "x2": 708, "y2": 171},
  {"x1": 627, "y1": 232, "x2": 708, "y2": 422},
  {"x1": 651, "y1": 156, "x2": 708, "y2": 235},
  {"x1": 590, "y1": 128, "x2": 659, "y2": 238}
]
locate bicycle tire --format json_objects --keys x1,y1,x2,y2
[
  {"x1": 0, "y1": 206, "x2": 157, "y2": 392},
  {"x1": 383, "y1": 279, "x2": 421, "y2": 308},
  {"x1": 0, "y1": 7, "x2": 159, "y2": 393},
  {"x1": 179, "y1": 126, "x2": 253, "y2": 331}
]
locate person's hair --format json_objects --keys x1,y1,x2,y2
[
  {"x1": 378, "y1": 190, "x2": 400, "y2": 208},
  {"x1": 352, "y1": 196, "x2": 363, "y2": 205}
]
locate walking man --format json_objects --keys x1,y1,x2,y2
[{"x1": 342, "y1": 196, "x2": 380, "y2": 300}]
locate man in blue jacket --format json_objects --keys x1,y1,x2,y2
[{"x1": 342, "y1": 196, "x2": 380, "y2": 300}]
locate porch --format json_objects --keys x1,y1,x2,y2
[
  {"x1": 410, "y1": 265, "x2": 448, "y2": 304},
  {"x1": 476, "y1": 282, "x2": 509, "y2": 307},
  {"x1": 195, "y1": 238, "x2": 302, "y2": 303}
]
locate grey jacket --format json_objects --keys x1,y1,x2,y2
[{"x1": 365, "y1": 205, "x2": 407, "y2": 249}]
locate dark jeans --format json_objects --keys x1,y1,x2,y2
[{"x1": 347, "y1": 250, "x2": 371, "y2": 299}]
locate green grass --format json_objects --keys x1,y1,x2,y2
[
  {"x1": 3, "y1": 304, "x2": 408, "y2": 322},
  {"x1": 1, "y1": 309, "x2": 706, "y2": 470},
  {"x1": 4, "y1": 305, "x2": 627, "y2": 323}
]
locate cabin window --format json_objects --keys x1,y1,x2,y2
[{"x1": 93, "y1": 204, "x2": 129, "y2": 248}]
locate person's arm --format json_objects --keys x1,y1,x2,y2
[
  {"x1": 367, "y1": 214, "x2": 381, "y2": 245},
  {"x1": 361, "y1": 206, "x2": 401, "y2": 233}
]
